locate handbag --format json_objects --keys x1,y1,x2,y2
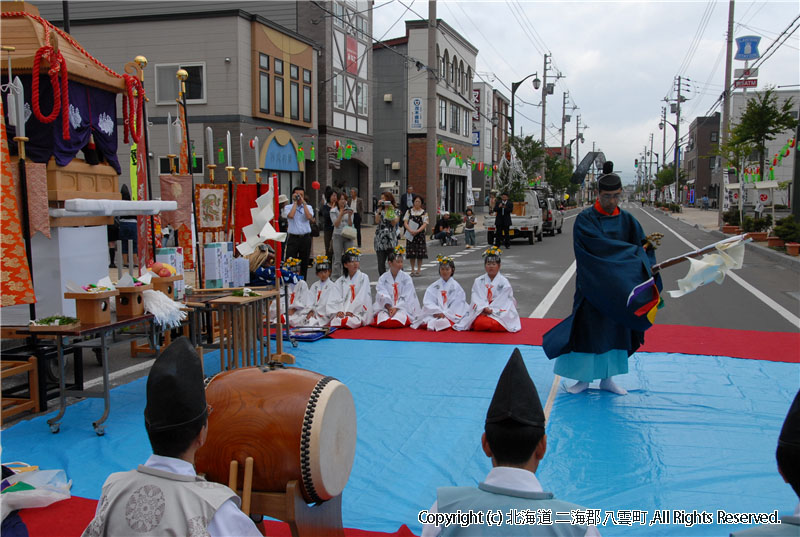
[
  {"x1": 310, "y1": 219, "x2": 320, "y2": 237},
  {"x1": 341, "y1": 225, "x2": 357, "y2": 241}
]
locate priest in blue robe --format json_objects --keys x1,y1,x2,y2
[{"x1": 543, "y1": 163, "x2": 662, "y2": 395}]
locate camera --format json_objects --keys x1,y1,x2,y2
[{"x1": 293, "y1": 194, "x2": 301, "y2": 202}]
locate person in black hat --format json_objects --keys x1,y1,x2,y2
[
  {"x1": 730, "y1": 389, "x2": 800, "y2": 536},
  {"x1": 543, "y1": 161, "x2": 662, "y2": 395},
  {"x1": 420, "y1": 349, "x2": 600, "y2": 537},
  {"x1": 493, "y1": 192, "x2": 514, "y2": 249},
  {"x1": 81, "y1": 338, "x2": 261, "y2": 537}
]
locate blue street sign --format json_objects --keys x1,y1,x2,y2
[{"x1": 735, "y1": 36, "x2": 761, "y2": 61}]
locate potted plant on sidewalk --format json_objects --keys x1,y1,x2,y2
[
  {"x1": 721, "y1": 209, "x2": 741, "y2": 234},
  {"x1": 773, "y1": 216, "x2": 800, "y2": 255},
  {"x1": 742, "y1": 215, "x2": 771, "y2": 242}
]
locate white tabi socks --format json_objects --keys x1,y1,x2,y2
[
  {"x1": 599, "y1": 377, "x2": 628, "y2": 395},
  {"x1": 566, "y1": 381, "x2": 590, "y2": 394}
]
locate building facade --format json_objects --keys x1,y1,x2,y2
[
  {"x1": 470, "y1": 81, "x2": 509, "y2": 208},
  {"x1": 374, "y1": 19, "x2": 477, "y2": 215},
  {"x1": 684, "y1": 112, "x2": 720, "y2": 205}
]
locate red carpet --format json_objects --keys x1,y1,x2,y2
[
  {"x1": 20, "y1": 496, "x2": 417, "y2": 537},
  {"x1": 330, "y1": 318, "x2": 800, "y2": 363}
]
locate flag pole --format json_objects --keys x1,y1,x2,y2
[
  {"x1": 134, "y1": 56, "x2": 157, "y2": 264},
  {"x1": 177, "y1": 68, "x2": 202, "y2": 286},
  {"x1": 651, "y1": 234, "x2": 751, "y2": 273}
]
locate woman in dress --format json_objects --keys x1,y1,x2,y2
[
  {"x1": 412, "y1": 255, "x2": 468, "y2": 331},
  {"x1": 373, "y1": 191, "x2": 399, "y2": 276},
  {"x1": 403, "y1": 195, "x2": 429, "y2": 276},
  {"x1": 373, "y1": 246, "x2": 420, "y2": 328},
  {"x1": 330, "y1": 247, "x2": 372, "y2": 329},
  {"x1": 329, "y1": 194, "x2": 355, "y2": 280}
]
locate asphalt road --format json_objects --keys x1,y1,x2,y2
[{"x1": 10, "y1": 202, "x2": 799, "y2": 427}]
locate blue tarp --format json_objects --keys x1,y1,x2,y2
[{"x1": 1, "y1": 340, "x2": 796, "y2": 536}]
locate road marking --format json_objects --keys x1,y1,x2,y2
[
  {"x1": 638, "y1": 207, "x2": 800, "y2": 329},
  {"x1": 529, "y1": 261, "x2": 576, "y2": 319},
  {"x1": 84, "y1": 358, "x2": 156, "y2": 389}
]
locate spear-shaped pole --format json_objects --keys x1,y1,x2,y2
[
  {"x1": 651, "y1": 234, "x2": 751, "y2": 274},
  {"x1": 177, "y1": 68, "x2": 202, "y2": 285},
  {"x1": 135, "y1": 57, "x2": 158, "y2": 264}
]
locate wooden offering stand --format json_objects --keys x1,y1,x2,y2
[
  {"x1": 64, "y1": 290, "x2": 119, "y2": 325},
  {"x1": 228, "y1": 457, "x2": 344, "y2": 537},
  {"x1": 115, "y1": 284, "x2": 152, "y2": 317},
  {"x1": 151, "y1": 275, "x2": 183, "y2": 299}
]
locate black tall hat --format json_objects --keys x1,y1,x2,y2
[
  {"x1": 598, "y1": 172, "x2": 622, "y2": 191},
  {"x1": 778, "y1": 389, "x2": 800, "y2": 448},
  {"x1": 602, "y1": 161, "x2": 614, "y2": 174},
  {"x1": 144, "y1": 337, "x2": 207, "y2": 432},
  {"x1": 486, "y1": 348, "x2": 545, "y2": 428}
]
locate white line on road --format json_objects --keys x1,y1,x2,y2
[
  {"x1": 638, "y1": 207, "x2": 800, "y2": 329},
  {"x1": 529, "y1": 261, "x2": 576, "y2": 319},
  {"x1": 84, "y1": 358, "x2": 155, "y2": 389}
]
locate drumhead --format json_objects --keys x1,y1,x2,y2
[{"x1": 301, "y1": 377, "x2": 357, "y2": 501}]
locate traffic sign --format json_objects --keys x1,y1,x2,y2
[
  {"x1": 734, "y1": 68, "x2": 758, "y2": 78},
  {"x1": 734, "y1": 79, "x2": 758, "y2": 89}
]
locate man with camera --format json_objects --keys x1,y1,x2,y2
[{"x1": 282, "y1": 186, "x2": 314, "y2": 280}]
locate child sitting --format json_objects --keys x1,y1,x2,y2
[
  {"x1": 269, "y1": 257, "x2": 310, "y2": 327},
  {"x1": 412, "y1": 255, "x2": 468, "y2": 331},
  {"x1": 330, "y1": 247, "x2": 373, "y2": 329},
  {"x1": 300, "y1": 255, "x2": 343, "y2": 327},
  {"x1": 455, "y1": 246, "x2": 521, "y2": 332},
  {"x1": 373, "y1": 246, "x2": 420, "y2": 328}
]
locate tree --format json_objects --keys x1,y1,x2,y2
[
  {"x1": 545, "y1": 154, "x2": 576, "y2": 199},
  {"x1": 731, "y1": 87, "x2": 798, "y2": 183},
  {"x1": 509, "y1": 135, "x2": 545, "y2": 183},
  {"x1": 654, "y1": 163, "x2": 686, "y2": 201}
]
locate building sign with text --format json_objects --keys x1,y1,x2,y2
[
  {"x1": 410, "y1": 97, "x2": 423, "y2": 130},
  {"x1": 346, "y1": 36, "x2": 358, "y2": 74},
  {"x1": 472, "y1": 89, "x2": 480, "y2": 121}
]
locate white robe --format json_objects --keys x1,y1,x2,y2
[
  {"x1": 412, "y1": 277, "x2": 468, "y2": 331},
  {"x1": 373, "y1": 270, "x2": 421, "y2": 326},
  {"x1": 330, "y1": 270, "x2": 372, "y2": 329},
  {"x1": 268, "y1": 280, "x2": 311, "y2": 327},
  {"x1": 298, "y1": 278, "x2": 343, "y2": 327},
  {"x1": 454, "y1": 272, "x2": 521, "y2": 332}
]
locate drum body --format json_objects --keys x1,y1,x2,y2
[{"x1": 195, "y1": 366, "x2": 357, "y2": 503}]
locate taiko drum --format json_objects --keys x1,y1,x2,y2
[{"x1": 195, "y1": 366, "x2": 357, "y2": 503}]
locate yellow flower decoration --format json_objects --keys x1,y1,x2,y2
[
  {"x1": 314, "y1": 255, "x2": 330, "y2": 265},
  {"x1": 344, "y1": 247, "x2": 361, "y2": 257},
  {"x1": 285, "y1": 257, "x2": 302, "y2": 267},
  {"x1": 482, "y1": 246, "x2": 502, "y2": 258},
  {"x1": 436, "y1": 254, "x2": 453, "y2": 265},
  {"x1": 394, "y1": 245, "x2": 406, "y2": 255}
]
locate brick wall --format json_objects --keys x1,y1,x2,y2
[{"x1": 408, "y1": 137, "x2": 428, "y2": 195}]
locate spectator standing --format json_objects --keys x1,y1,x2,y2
[
  {"x1": 349, "y1": 188, "x2": 364, "y2": 248},
  {"x1": 399, "y1": 184, "x2": 415, "y2": 220},
  {"x1": 494, "y1": 192, "x2": 513, "y2": 249},
  {"x1": 282, "y1": 186, "x2": 314, "y2": 280},
  {"x1": 319, "y1": 190, "x2": 338, "y2": 259},
  {"x1": 464, "y1": 207, "x2": 476, "y2": 248},
  {"x1": 404, "y1": 195, "x2": 429, "y2": 276},
  {"x1": 374, "y1": 192, "x2": 399, "y2": 276},
  {"x1": 330, "y1": 194, "x2": 356, "y2": 280}
]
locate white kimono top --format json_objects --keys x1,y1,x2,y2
[
  {"x1": 269, "y1": 280, "x2": 311, "y2": 327},
  {"x1": 373, "y1": 269, "x2": 421, "y2": 326},
  {"x1": 299, "y1": 278, "x2": 343, "y2": 327},
  {"x1": 454, "y1": 272, "x2": 521, "y2": 332},
  {"x1": 412, "y1": 277, "x2": 468, "y2": 331},
  {"x1": 330, "y1": 269, "x2": 372, "y2": 328}
]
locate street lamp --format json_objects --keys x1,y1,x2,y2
[{"x1": 510, "y1": 73, "x2": 540, "y2": 140}]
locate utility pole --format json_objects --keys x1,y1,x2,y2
[
  {"x1": 560, "y1": 91, "x2": 568, "y2": 158},
  {"x1": 661, "y1": 106, "x2": 667, "y2": 175},
  {"x1": 720, "y1": 0, "x2": 735, "y2": 223},
  {"x1": 540, "y1": 53, "x2": 550, "y2": 183},
  {"x1": 426, "y1": 0, "x2": 438, "y2": 213},
  {"x1": 648, "y1": 133, "x2": 654, "y2": 192},
  {"x1": 575, "y1": 115, "x2": 581, "y2": 166},
  {"x1": 674, "y1": 75, "x2": 683, "y2": 205}
]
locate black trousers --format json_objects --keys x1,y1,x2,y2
[
  {"x1": 495, "y1": 224, "x2": 510, "y2": 248},
  {"x1": 353, "y1": 212, "x2": 362, "y2": 247},
  {"x1": 284, "y1": 233, "x2": 312, "y2": 280}
]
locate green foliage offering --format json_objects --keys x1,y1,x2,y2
[
  {"x1": 773, "y1": 215, "x2": 800, "y2": 243},
  {"x1": 33, "y1": 315, "x2": 79, "y2": 326},
  {"x1": 232, "y1": 289, "x2": 259, "y2": 297}
]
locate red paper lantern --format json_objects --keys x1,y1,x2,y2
[
  {"x1": 311, "y1": 180, "x2": 321, "y2": 190},
  {"x1": 249, "y1": 139, "x2": 255, "y2": 149},
  {"x1": 334, "y1": 140, "x2": 341, "y2": 149}
]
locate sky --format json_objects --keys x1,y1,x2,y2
[{"x1": 371, "y1": 0, "x2": 800, "y2": 185}]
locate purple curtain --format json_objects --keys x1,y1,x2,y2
[{"x1": 2, "y1": 74, "x2": 121, "y2": 174}]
